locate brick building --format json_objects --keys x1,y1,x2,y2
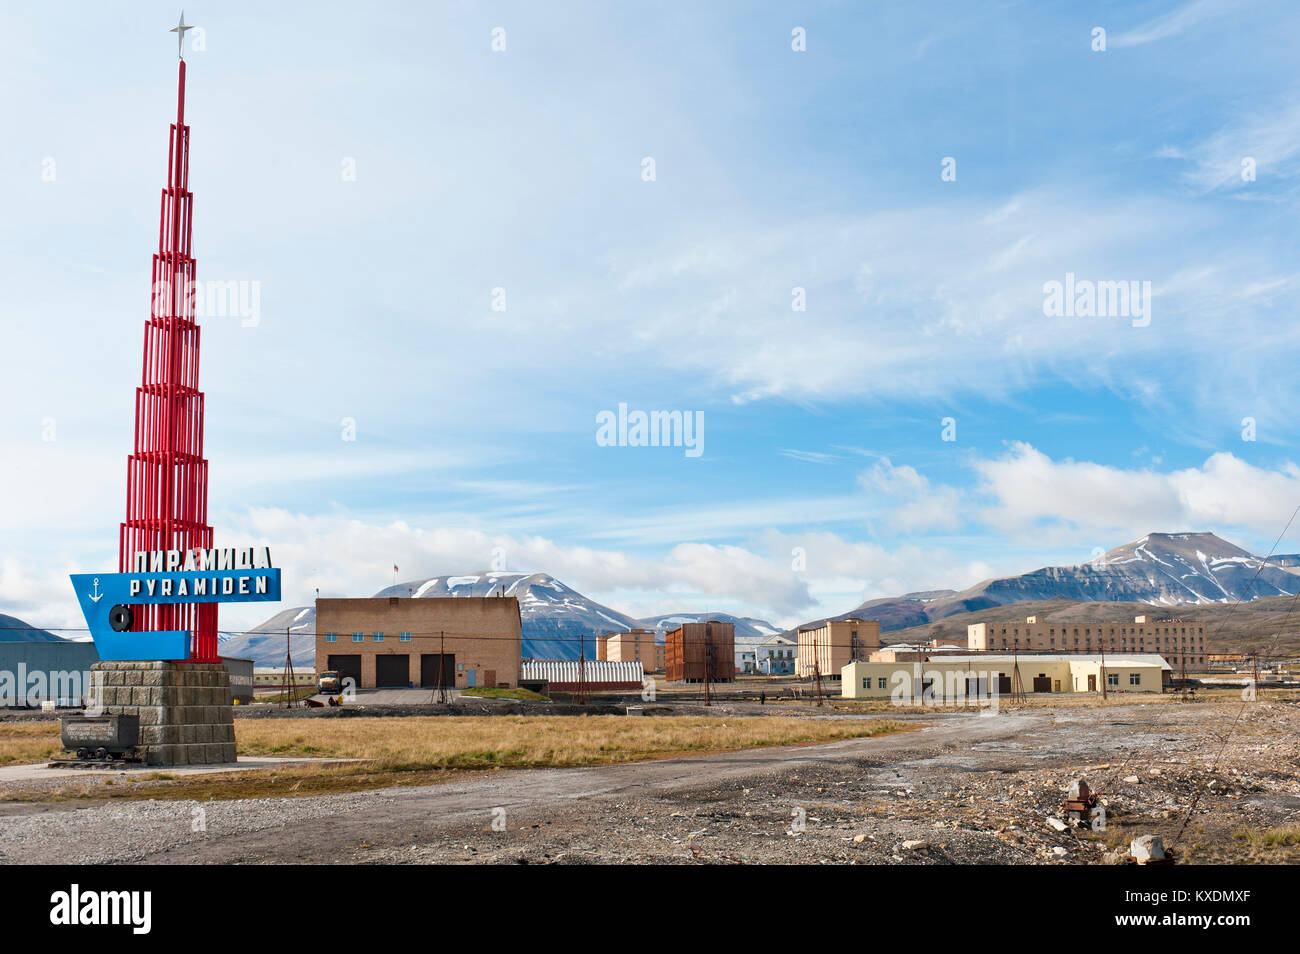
[
  {"x1": 967, "y1": 615, "x2": 1210, "y2": 672},
  {"x1": 603, "y1": 628, "x2": 660, "y2": 670},
  {"x1": 315, "y1": 596, "x2": 521, "y2": 690}
]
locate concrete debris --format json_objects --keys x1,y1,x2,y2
[{"x1": 1130, "y1": 834, "x2": 1166, "y2": 864}]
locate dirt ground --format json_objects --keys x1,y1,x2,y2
[{"x1": 1, "y1": 695, "x2": 1296, "y2": 865}]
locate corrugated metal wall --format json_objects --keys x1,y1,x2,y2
[
  {"x1": 522, "y1": 659, "x2": 644, "y2": 685},
  {"x1": 0, "y1": 641, "x2": 100, "y2": 706}
]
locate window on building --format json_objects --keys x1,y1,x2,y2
[
  {"x1": 878, "y1": 677, "x2": 887, "y2": 689},
  {"x1": 1107, "y1": 673, "x2": 1119, "y2": 687},
  {"x1": 863, "y1": 678, "x2": 870, "y2": 689},
  {"x1": 400, "y1": 632, "x2": 411, "y2": 641},
  {"x1": 1129, "y1": 673, "x2": 1141, "y2": 686},
  {"x1": 352, "y1": 633, "x2": 363, "y2": 642},
  {"x1": 373, "y1": 632, "x2": 384, "y2": 642},
  {"x1": 325, "y1": 633, "x2": 337, "y2": 643}
]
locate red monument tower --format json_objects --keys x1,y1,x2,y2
[{"x1": 118, "y1": 14, "x2": 218, "y2": 662}]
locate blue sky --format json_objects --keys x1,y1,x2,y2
[{"x1": 4, "y1": 0, "x2": 1300, "y2": 632}]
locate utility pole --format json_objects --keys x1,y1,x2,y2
[
  {"x1": 1010, "y1": 638, "x2": 1025, "y2": 704},
  {"x1": 280, "y1": 627, "x2": 295, "y2": 709},
  {"x1": 436, "y1": 630, "x2": 448, "y2": 704},
  {"x1": 1100, "y1": 640, "x2": 1108, "y2": 702},
  {"x1": 576, "y1": 633, "x2": 588, "y2": 705}
]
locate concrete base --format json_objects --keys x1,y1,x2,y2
[{"x1": 89, "y1": 661, "x2": 236, "y2": 766}]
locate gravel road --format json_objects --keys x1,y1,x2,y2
[{"x1": 2, "y1": 700, "x2": 1295, "y2": 864}]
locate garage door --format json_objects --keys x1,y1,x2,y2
[
  {"x1": 420, "y1": 653, "x2": 455, "y2": 688},
  {"x1": 327, "y1": 654, "x2": 362, "y2": 690},
  {"x1": 375, "y1": 654, "x2": 410, "y2": 688}
]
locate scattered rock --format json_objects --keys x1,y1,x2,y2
[
  {"x1": 1130, "y1": 834, "x2": 1166, "y2": 865},
  {"x1": 1046, "y1": 817, "x2": 1068, "y2": 832},
  {"x1": 901, "y1": 839, "x2": 928, "y2": 852}
]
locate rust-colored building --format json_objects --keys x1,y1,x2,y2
[
  {"x1": 315, "y1": 596, "x2": 521, "y2": 690},
  {"x1": 664, "y1": 621, "x2": 735, "y2": 683}
]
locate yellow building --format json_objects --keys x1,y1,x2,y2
[
  {"x1": 840, "y1": 653, "x2": 1170, "y2": 700},
  {"x1": 797, "y1": 618, "x2": 879, "y2": 679}
]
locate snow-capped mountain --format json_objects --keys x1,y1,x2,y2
[
  {"x1": 968, "y1": 532, "x2": 1300, "y2": 607},
  {"x1": 216, "y1": 606, "x2": 318, "y2": 668},
  {"x1": 790, "y1": 532, "x2": 1300, "y2": 638}
]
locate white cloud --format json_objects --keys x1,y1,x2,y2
[
  {"x1": 859, "y1": 457, "x2": 963, "y2": 533},
  {"x1": 222, "y1": 508, "x2": 815, "y2": 626},
  {"x1": 972, "y1": 442, "x2": 1300, "y2": 548},
  {"x1": 1182, "y1": 98, "x2": 1300, "y2": 192},
  {"x1": 1112, "y1": 0, "x2": 1246, "y2": 48}
]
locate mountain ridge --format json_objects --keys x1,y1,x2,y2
[{"x1": 780, "y1": 531, "x2": 1300, "y2": 638}]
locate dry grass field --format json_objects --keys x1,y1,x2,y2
[
  {"x1": 229, "y1": 715, "x2": 902, "y2": 769},
  {"x1": 0, "y1": 723, "x2": 65, "y2": 765},
  {"x1": 0, "y1": 715, "x2": 903, "y2": 801}
]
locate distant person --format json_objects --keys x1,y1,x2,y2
[{"x1": 760, "y1": 690, "x2": 766, "y2": 705}]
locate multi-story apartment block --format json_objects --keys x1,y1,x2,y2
[{"x1": 968, "y1": 615, "x2": 1209, "y2": 671}]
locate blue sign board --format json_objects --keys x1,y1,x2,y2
[{"x1": 70, "y1": 568, "x2": 281, "y2": 661}]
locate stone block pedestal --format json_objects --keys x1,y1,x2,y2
[{"x1": 88, "y1": 661, "x2": 236, "y2": 765}]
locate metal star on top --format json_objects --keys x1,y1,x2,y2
[{"x1": 170, "y1": 11, "x2": 196, "y2": 59}]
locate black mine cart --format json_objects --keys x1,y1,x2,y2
[{"x1": 60, "y1": 714, "x2": 140, "y2": 762}]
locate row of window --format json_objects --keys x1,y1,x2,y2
[
  {"x1": 863, "y1": 673, "x2": 1143, "y2": 690},
  {"x1": 324, "y1": 632, "x2": 412, "y2": 643},
  {"x1": 994, "y1": 637, "x2": 1200, "y2": 646},
  {"x1": 996, "y1": 627, "x2": 1204, "y2": 637}
]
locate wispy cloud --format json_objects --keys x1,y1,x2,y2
[
  {"x1": 1181, "y1": 97, "x2": 1300, "y2": 192},
  {"x1": 779, "y1": 449, "x2": 840, "y2": 464},
  {"x1": 1112, "y1": 0, "x2": 1247, "y2": 48}
]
